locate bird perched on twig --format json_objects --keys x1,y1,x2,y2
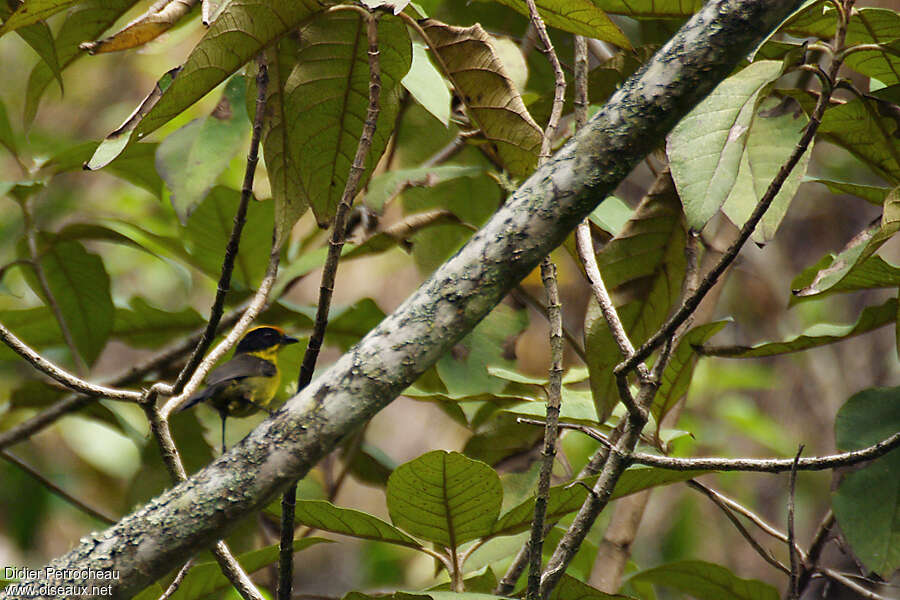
[{"x1": 179, "y1": 325, "x2": 299, "y2": 452}]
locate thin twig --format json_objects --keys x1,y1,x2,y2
[
  {"x1": 527, "y1": 260, "x2": 564, "y2": 600},
  {"x1": 21, "y1": 200, "x2": 88, "y2": 375},
  {"x1": 573, "y1": 36, "x2": 589, "y2": 130},
  {"x1": 1, "y1": 450, "x2": 116, "y2": 524},
  {"x1": 547, "y1": 420, "x2": 900, "y2": 472},
  {"x1": 157, "y1": 559, "x2": 194, "y2": 600},
  {"x1": 524, "y1": 0, "x2": 565, "y2": 161},
  {"x1": 511, "y1": 286, "x2": 586, "y2": 362},
  {"x1": 818, "y1": 568, "x2": 893, "y2": 600},
  {"x1": 797, "y1": 510, "x2": 834, "y2": 594},
  {"x1": 787, "y1": 445, "x2": 804, "y2": 599},
  {"x1": 213, "y1": 541, "x2": 265, "y2": 600},
  {"x1": 168, "y1": 53, "x2": 270, "y2": 398},
  {"x1": 278, "y1": 13, "x2": 383, "y2": 600},
  {"x1": 520, "y1": 3, "x2": 566, "y2": 596},
  {"x1": 574, "y1": 222, "x2": 647, "y2": 421},
  {"x1": 688, "y1": 480, "x2": 789, "y2": 574},
  {"x1": 687, "y1": 480, "x2": 795, "y2": 550},
  {"x1": 0, "y1": 322, "x2": 142, "y2": 402},
  {"x1": 615, "y1": 11, "x2": 850, "y2": 377}
]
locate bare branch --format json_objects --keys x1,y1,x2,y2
[
  {"x1": 527, "y1": 259, "x2": 564, "y2": 600},
  {"x1": 797, "y1": 510, "x2": 835, "y2": 594},
  {"x1": 818, "y1": 568, "x2": 893, "y2": 600},
  {"x1": 688, "y1": 480, "x2": 789, "y2": 574},
  {"x1": 511, "y1": 286, "x2": 586, "y2": 362},
  {"x1": 157, "y1": 559, "x2": 194, "y2": 600},
  {"x1": 0, "y1": 322, "x2": 142, "y2": 402},
  {"x1": 554, "y1": 420, "x2": 899, "y2": 472},
  {"x1": 788, "y1": 446, "x2": 804, "y2": 599}
]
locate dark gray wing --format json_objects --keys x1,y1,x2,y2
[{"x1": 205, "y1": 354, "x2": 277, "y2": 386}]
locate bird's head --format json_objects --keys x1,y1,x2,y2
[{"x1": 234, "y1": 326, "x2": 299, "y2": 358}]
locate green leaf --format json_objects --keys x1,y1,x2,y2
[
  {"x1": 492, "y1": 467, "x2": 707, "y2": 537},
  {"x1": 27, "y1": 240, "x2": 114, "y2": 365},
  {"x1": 86, "y1": 67, "x2": 180, "y2": 170},
  {"x1": 667, "y1": 60, "x2": 785, "y2": 229},
  {"x1": 816, "y1": 89, "x2": 900, "y2": 183},
  {"x1": 403, "y1": 41, "x2": 451, "y2": 127},
  {"x1": 0, "y1": 98, "x2": 19, "y2": 159},
  {"x1": 589, "y1": 196, "x2": 633, "y2": 236},
  {"x1": 38, "y1": 141, "x2": 165, "y2": 198},
  {"x1": 463, "y1": 412, "x2": 544, "y2": 467},
  {"x1": 652, "y1": 320, "x2": 730, "y2": 425},
  {"x1": 0, "y1": 0, "x2": 62, "y2": 97},
  {"x1": 165, "y1": 537, "x2": 330, "y2": 600},
  {"x1": 720, "y1": 96, "x2": 812, "y2": 242},
  {"x1": 328, "y1": 298, "x2": 386, "y2": 349},
  {"x1": 700, "y1": 298, "x2": 897, "y2": 358},
  {"x1": 805, "y1": 177, "x2": 890, "y2": 206},
  {"x1": 113, "y1": 297, "x2": 204, "y2": 348},
  {"x1": 387, "y1": 450, "x2": 502, "y2": 547},
  {"x1": 594, "y1": 0, "x2": 702, "y2": 18},
  {"x1": 490, "y1": 0, "x2": 630, "y2": 49},
  {"x1": 0, "y1": 0, "x2": 80, "y2": 36},
  {"x1": 833, "y1": 450, "x2": 900, "y2": 579},
  {"x1": 293, "y1": 500, "x2": 424, "y2": 548},
  {"x1": 791, "y1": 188, "x2": 900, "y2": 300},
  {"x1": 24, "y1": 0, "x2": 137, "y2": 126},
  {"x1": 835, "y1": 386, "x2": 900, "y2": 451},
  {"x1": 585, "y1": 172, "x2": 686, "y2": 422},
  {"x1": 157, "y1": 75, "x2": 248, "y2": 221},
  {"x1": 403, "y1": 173, "x2": 502, "y2": 273},
  {"x1": 844, "y1": 38, "x2": 900, "y2": 87},
  {"x1": 832, "y1": 387, "x2": 900, "y2": 578},
  {"x1": 0, "y1": 307, "x2": 62, "y2": 361},
  {"x1": 259, "y1": 33, "x2": 309, "y2": 247},
  {"x1": 629, "y1": 560, "x2": 779, "y2": 600},
  {"x1": 548, "y1": 574, "x2": 635, "y2": 600},
  {"x1": 437, "y1": 304, "x2": 527, "y2": 398},
  {"x1": 135, "y1": 0, "x2": 325, "y2": 138},
  {"x1": 344, "y1": 442, "x2": 395, "y2": 488},
  {"x1": 184, "y1": 186, "x2": 274, "y2": 287},
  {"x1": 501, "y1": 388, "x2": 599, "y2": 426},
  {"x1": 281, "y1": 10, "x2": 411, "y2": 226},
  {"x1": 421, "y1": 19, "x2": 542, "y2": 178}
]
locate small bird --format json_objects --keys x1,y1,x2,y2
[{"x1": 180, "y1": 325, "x2": 299, "y2": 452}]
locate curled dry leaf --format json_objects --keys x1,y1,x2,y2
[
  {"x1": 420, "y1": 19, "x2": 542, "y2": 178},
  {"x1": 80, "y1": 0, "x2": 199, "y2": 54},
  {"x1": 84, "y1": 66, "x2": 181, "y2": 170}
]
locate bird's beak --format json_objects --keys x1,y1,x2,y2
[{"x1": 282, "y1": 335, "x2": 300, "y2": 345}]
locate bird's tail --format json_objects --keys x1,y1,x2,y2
[{"x1": 177, "y1": 386, "x2": 216, "y2": 412}]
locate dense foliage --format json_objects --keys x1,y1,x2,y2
[{"x1": 0, "y1": 0, "x2": 898, "y2": 599}]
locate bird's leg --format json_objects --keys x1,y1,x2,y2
[{"x1": 219, "y1": 411, "x2": 227, "y2": 455}]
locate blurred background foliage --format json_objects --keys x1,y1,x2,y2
[{"x1": 0, "y1": 0, "x2": 899, "y2": 598}]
